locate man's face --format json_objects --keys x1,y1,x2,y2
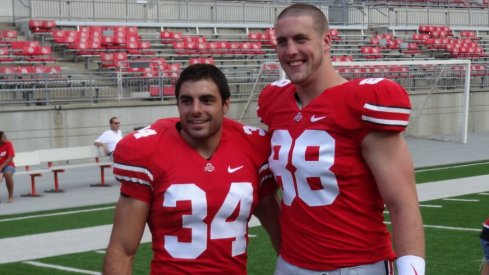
[
  {"x1": 275, "y1": 15, "x2": 329, "y2": 86},
  {"x1": 177, "y1": 79, "x2": 229, "y2": 145},
  {"x1": 110, "y1": 119, "x2": 120, "y2": 131}
]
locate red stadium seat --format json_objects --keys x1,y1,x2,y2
[
  {"x1": 401, "y1": 43, "x2": 421, "y2": 55},
  {"x1": 215, "y1": 41, "x2": 231, "y2": 55},
  {"x1": 29, "y1": 20, "x2": 44, "y2": 33},
  {"x1": 163, "y1": 63, "x2": 181, "y2": 78},
  {"x1": 251, "y1": 42, "x2": 264, "y2": 55},
  {"x1": 30, "y1": 19, "x2": 56, "y2": 33},
  {"x1": 329, "y1": 29, "x2": 341, "y2": 41},
  {"x1": 361, "y1": 46, "x2": 382, "y2": 59},
  {"x1": 196, "y1": 42, "x2": 208, "y2": 55},
  {"x1": 471, "y1": 64, "x2": 486, "y2": 77},
  {"x1": 0, "y1": 47, "x2": 12, "y2": 62},
  {"x1": 0, "y1": 30, "x2": 17, "y2": 44},
  {"x1": 189, "y1": 57, "x2": 214, "y2": 65},
  {"x1": 248, "y1": 32, "x2": 259, "y2": 40}
]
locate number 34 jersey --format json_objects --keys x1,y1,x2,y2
[
  {"x1": 258, "y1": 78, "x2": 411, "y2": 271},
  {"x1": 112, "y1": 118, "x2": 274, "y2": 275}
]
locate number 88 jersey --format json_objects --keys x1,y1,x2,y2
[
  {"x1": 258, "y1": 78, "x2": 411, "y2": 271},
  {"x1": 113, "y1": 118, "x2": 275, "y2": 274}
]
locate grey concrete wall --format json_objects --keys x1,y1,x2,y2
[
  {"x1": 2, "y1": 91, "x2": 489, "y2": 153},
  {"x1": 0, "y1": 99, "x2": 260, "y2": 152},
  {"x1": 0, "y1": 0, "x2": 13, "y2": 22}
]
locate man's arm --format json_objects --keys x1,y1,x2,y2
[
  {"x1": 254, "y1": 192, "x2": 281, "y2": 254},
  {"x1": 361, "y1": 132, "x2": 425, "y2": 269},
  {"x1": 103, "y1": 195, "x2": 149, "y2": 275},
  {"x1": 94, "y1": 142, "x2": 109, "y2": 156}
]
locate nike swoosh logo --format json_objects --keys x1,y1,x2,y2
[
  {"x1": 310, "y1": 115, "x2": 326, "y2": 122},
  {"x1": 228, "y1": 165, "x2": 244, "y2": 173},
  {"x1": 411, "y1": 264, "x2": 418, "y2": 275}
]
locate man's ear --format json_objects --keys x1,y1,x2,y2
[
  {"x1": 223, "y1": 98, "x2": 230, "y2": 114},
  {"x1": 323, "y1": 31, "x2": 332, "y2": 53}
]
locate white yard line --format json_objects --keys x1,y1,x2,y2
[
  {"x1": 0, "y1": 206, "x2": 115, "y2": 223},
  {"x1": 416, "y1": 161, "x2": 489, "y2": 172},
  {"x1": 419, "y1": 204, "x2": 443, "y2": 208},
  {"x1": 384, "y1": 221, "x2": 480, "y2": 232},
  {"x1": 442, "y1": 198, "x2": 479, "y2": 202},
  {"x1": 23, "y1": 261, "x2": 101, "y2": 275}
]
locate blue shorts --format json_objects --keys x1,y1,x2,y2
[
  {"x1": 481, "y1": 237, "x2": 489, "y2": 263},
  {"x1": 1, "y1": 165, "x2": 15, "y2": 175}
]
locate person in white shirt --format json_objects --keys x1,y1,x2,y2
[{"x1": 94, "y1": 117, "x2": 123, "y2": 156}]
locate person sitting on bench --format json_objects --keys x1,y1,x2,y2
[
  {"x1": 94, "y1": 117, "x2": 123, "y2": 156},
  {"x1": 0, "y1": 131, "x2": 15, "y2": 203}
]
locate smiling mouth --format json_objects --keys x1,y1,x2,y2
[
  {"x1": 288, "y1": 60, "x2": 304, "y2": 68},
  {"x1": 188, "y1": 119, "x2": 208, "y2": 126}
]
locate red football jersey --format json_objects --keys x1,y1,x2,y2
[
  {"x1": 113, "y1": 117, "x2": 273, "y2": 274},
  {"x1": 258, "y1": 78, "x2": 411, "y2": 270},
  {"x1": 0, "y1": 141, "x2": 15, "y2": 167}
]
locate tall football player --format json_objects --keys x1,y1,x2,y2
[
  {"x1": 257, "y1": 3, "x2": 425, "y2": 275},
  {"x1": 103, "y1": 64, "x2": 280, "y2": 274}
]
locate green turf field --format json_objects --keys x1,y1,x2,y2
[{"x1": 0, "y1": 161, "x2": 487, "y2": 274}]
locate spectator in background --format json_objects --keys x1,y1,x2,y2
[
  {"x1": 481, "y1": 217, "x2": 489, "y2": 275},
  {"x1": 0, "y1": 131, "x2": 15, "y2": 203},
  {"x1": 94, "y1": 117, "x2": 123, "y2": 156}
]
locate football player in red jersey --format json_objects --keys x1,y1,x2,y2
[
  {"x1": 103, "y1": 64, "x2": 280, "y2": 274},
  {"x1": 257, "y1": 3, "x2": 425, "y2": 275}
]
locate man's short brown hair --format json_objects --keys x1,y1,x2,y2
[{"x1": 276, "y1": 3, "x2": 329, "y2": 35}]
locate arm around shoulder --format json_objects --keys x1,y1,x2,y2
[
  {"x1": 254, "y1": 192, "x2": 281, "y2": 254},
  {"x1": 103, "y1": 195, "x2": 149, "y2": 275}
]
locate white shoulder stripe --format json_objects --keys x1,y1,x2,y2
[
  {"x1": 260, "y1": 174, "x2": 274, "y2": 184},
  {"x1": 362, "y1": 115, "x2": 409, "y2": 126},
  {"x1": 115, "y1": 175, "x2": 152, "y2": 187},
  {"x1": 364, "y1": 103, "x2": 411, "y2": 114},
  {"x1": 259, "y1": 163, "x2": 269, "y2": 174},
  {"x1": 113, "y1": 163, "x2": 154, "y2": 181}
]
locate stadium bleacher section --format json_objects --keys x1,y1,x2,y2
[{"x1": 0, "y1": 0, "x2": 487, "y2": 106}]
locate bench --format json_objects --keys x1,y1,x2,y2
[
  {"x1": 14, "y1": 151, "x2": 49, "y2": 197},
  {"x1": 36, "y1": 146, "x2": 113, "y2": 193}
]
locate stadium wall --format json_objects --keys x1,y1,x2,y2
[
  {"x1": 0, "y1": 99, "x2": 260, "y2": 153},
  {"x1": 2, "y1": 91, "x2": 489, "y2": 152},
  {"x1": 0, "y1": 0, "x2": 13, "y2": 22}
]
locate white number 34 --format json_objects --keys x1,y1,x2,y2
[{"x1": 163, "y1": 182, "x2": 253, "y2": 259}]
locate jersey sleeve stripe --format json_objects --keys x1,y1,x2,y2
[
  {"x1": 115, "y1": 175, "x2": 152, "y2": 187},
  {"x1": 361, "y1": 115, "x2": 409, "y2": 126},
  {"x1": 259, "y1": 163, "x2": 269, "y2": 174},
  {"x1": 364, "y1": 103, "x2": 411, "y2": 114},
  {"x1": 113, "y1": 162, "x2": 154, "y2": 181}
]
